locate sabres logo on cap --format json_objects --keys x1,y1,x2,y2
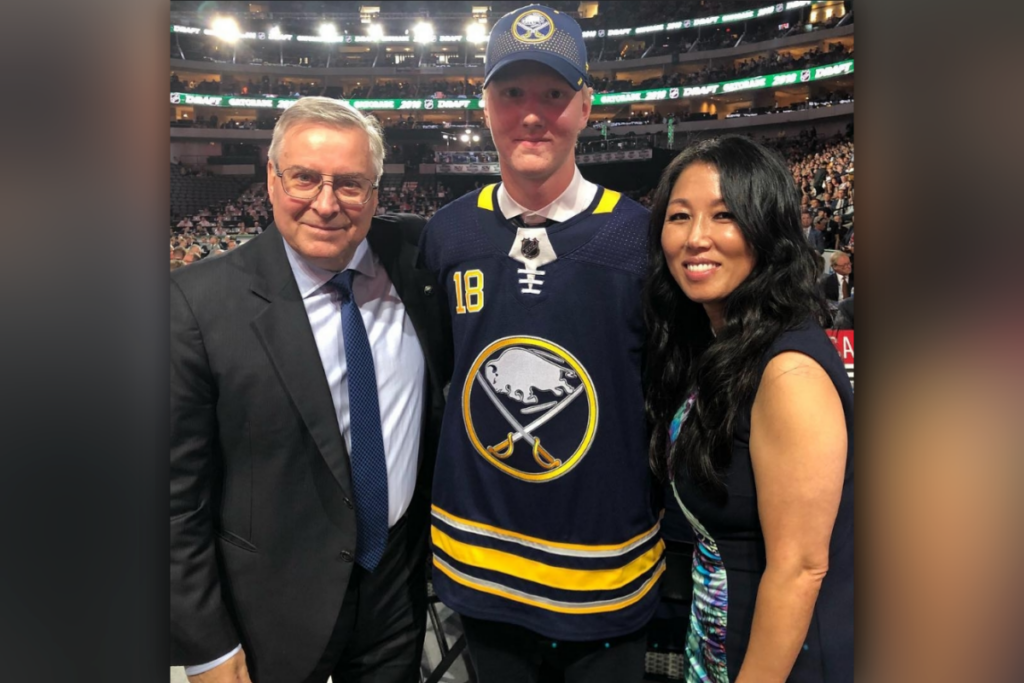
[{"x1": 513, "y1": 9, "x2": 555, "y2": 44}]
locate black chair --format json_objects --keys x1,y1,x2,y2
[
  {"x1": 644, "y1": 540, "x2": 694, "y2": 681},
  {"x1": 422, "y1": 571, "x2": 473, "y2": 683}
]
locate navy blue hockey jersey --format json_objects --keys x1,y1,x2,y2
[{"x1": 420, "y1": 182, "x2": 663, "y2": 641}]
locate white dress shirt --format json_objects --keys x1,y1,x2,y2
[
  {"x1": 836, "y1": 273, "x2": 850, "y2": 301},
  {"x1": 283, "y1": 235, "x2": 426, "y2": 528},
  {"x1": 496, "y1": 165, "x2": 598, "y2": 224},
  {"x1": 186, "y1": 235, "x2": 426, "y2": 677}
]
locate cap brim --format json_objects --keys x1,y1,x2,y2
[{"x1": 484, "y1": 51, "x2": 587, "y2": 91}]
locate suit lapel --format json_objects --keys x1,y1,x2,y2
[{"x1": 248, "y1": 225, "x2": 353, "y2": 499}]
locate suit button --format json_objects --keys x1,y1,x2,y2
[
  {"x1": 344, "y1": 497, "x2": 354, "y2": 509},
  {"x1": 340, "y1": 550, "x2": 354, "y2": 563}
]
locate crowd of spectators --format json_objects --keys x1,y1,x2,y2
[
  {"x1": 371, "y1": 80, "x2": 417, "y2": 98},
  {"x1": 171, "y1": 114, "x2": 276, "y2": 130},
  {"x1": 376, "y1": 181, "x2": 455, "y2": 218},
  {"x1": 171, "y1": 71, "x2": 486, "y2": 101},
  {"x1": 170, "y1": 183, "x2": 270, "y2": 269},
  {"x1": 172, "y1": 159, "x2": 211, "y2": 177},
  {"x1": 627, "y1": 128, "x2": 856, "y2": 327},
  {"x1": 170, "y1": 233, "x2": 248, "y2": 271},
  {"x1": 684, "y1": 42, "x2": 852, "y2": 85},
  {"x1": 577, "y1": 134, "x2": 656, "y2": 155},
  {"x1": 591, "y1": 41, "x2": 851, "y2": 94},
  {"x1": 169, "y1": 179, "x2": 462, "y2": 271},
  {"x1": 421, "y1": 80, "x2": 482, "y2": 99},
  {"x1": 170, "y1": 126, "x2": 853, "y2": 289},
  {"x1": 171, "y1": 73, "x2": 373, "y2": 99},
  {"x1": 170, "y1": 74, "x2": 221, "y2": 94},
  {"x1": 780, "y1": 130, "x2": 855, "y2": 255},
  {"x1": 433, "y1": 149, "x2": 497, "y2": 164},
  {"x1": 725, "y1": 90, "x2": 854, "y2": 119},
  {"x1": 628, "y1": 128, "x2": 854, "y2": 260},
  {"x1": 591, "y1": 111, "x2": 670, "y2": 127}
]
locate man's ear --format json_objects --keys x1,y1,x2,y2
[
  {"x1": 481, "y1": 92, "x2": 491, "y2": 129},
  {"x1": 578, "y1": 86, "x2": 593, "y2": 132}
]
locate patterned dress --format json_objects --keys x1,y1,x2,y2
[
  {"x1": 667, "y1": 320, "x2": 855, "y2": 682},
  {"x1": 669, "y1": 394, "x2": 729, "y2": 683}
]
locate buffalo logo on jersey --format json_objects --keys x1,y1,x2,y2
[
  {"x1": 513, "y1": 10, "x2": 555, "y2": 43},
  {"x1": 462, "y1": 336, "x2": 597, "y2": 482}
]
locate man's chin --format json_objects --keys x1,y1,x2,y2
[{"x1": 509, "y1": 159, "x2": 555, "y2": 179}]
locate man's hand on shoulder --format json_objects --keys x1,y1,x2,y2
[{"x1": 187, "y1": 649, "x2": 252, "y2": 683}]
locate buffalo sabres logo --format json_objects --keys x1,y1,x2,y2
[
  {"x1": 463, "y1": 337, "x2": 598, "y2": 482},
  {"x1": 513, "y1": 9, "x2": 555, "y2": 44},
  {"x1": 521, "y1": 237, "x2": 540, "y2": 259}
]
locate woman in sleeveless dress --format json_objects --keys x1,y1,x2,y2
[{"x1": 642, "y1": 135, "x2": 854, "y2": 683}]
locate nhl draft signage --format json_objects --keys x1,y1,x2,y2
[{"x1": 825, "y1": 330, "x2": 855, "y2": 390}]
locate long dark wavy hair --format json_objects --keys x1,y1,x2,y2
[{"x1": 643, "y1": 135, "x2": 829, "y2": 498}]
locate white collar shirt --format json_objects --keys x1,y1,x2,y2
[
  {"x1": 836, "y1": 272, "x2": 850, "y2": 301},
  {"x1": 282, "y1": 235, "x2": 425, "y2": 530},
  {"x1": 496, "y1": 166, "x2": 598, "y2": 223}
]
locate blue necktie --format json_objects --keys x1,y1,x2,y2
[{"x1": 329, "y1": 270, "x2": 389, "y2": 571}]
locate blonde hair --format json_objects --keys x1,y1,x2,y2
[{"x1": 830, "y1": 251, "x2": 851, "y2": 267}]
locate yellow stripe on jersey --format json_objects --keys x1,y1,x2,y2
[
  {"x1": 477, "y1": 183, "x2": 497, "y2": 211},
  {"x1": 592, "y1": 188, "x2": 622, "y2": 214},
  {"x1": 433, "y1": 555, "x2": 666, "y2": 615},
  {"x1": 432, "y1": 526, "x2": 665, "y2": 592},
  {"x1": 432, "y1": 504, "x2": 661, "y2": 557}
]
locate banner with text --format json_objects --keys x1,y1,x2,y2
[
  {"x1": 826, "y1": 329, "x2": 855, "y2": 389},
  {"x1": 169, "y1": 93, "x2": 482, "y2": 110},
  {"x1": 169, "y1": 59, "x2": 852, "y2": 112},
  {"x1": 592, "y1": 60, "x2": 853, "y2": 104}
]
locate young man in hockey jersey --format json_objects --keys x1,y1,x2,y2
[{"x1": 419, "y1": 6, "x2": 662, "y2": 682}]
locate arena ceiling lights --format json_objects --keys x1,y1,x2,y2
[
  {"x1": 171, "y1": 0, "x2": 824, "y2": 45},
  {"x1": 413, "y1": 22, "x2": 436, "y2": 44},
  {"x1": 466, "y1": 22, "x2": 487, "y2": 44},
  {"x1": 367, "y1": 23, "x2": 384, "y2": 41},
  {"x1": 209, "y1": 17, "x2": 241, "y2": 43}
]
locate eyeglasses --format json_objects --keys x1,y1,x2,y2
[{"x1": 274, "y1": 165, "x2": 378, "y2": 206}]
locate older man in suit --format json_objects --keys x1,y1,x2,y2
[
  {"x1": 819, "y1": 251, "x2": 854, "y2": 303},
  {"x1": 171, "y1": 97, "x2": 452, "y2": 683}
]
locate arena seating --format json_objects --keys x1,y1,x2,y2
[{"x1": 170, "y1": 166, "x2": 255, "y2": 220}]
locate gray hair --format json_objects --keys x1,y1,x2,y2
[{"x1": 268, "y1": 96, "x2": 386, "y2": 181}]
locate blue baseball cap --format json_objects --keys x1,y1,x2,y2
[{"x1": 484, "y1": 5, "x2": 590, "y2": 91}]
